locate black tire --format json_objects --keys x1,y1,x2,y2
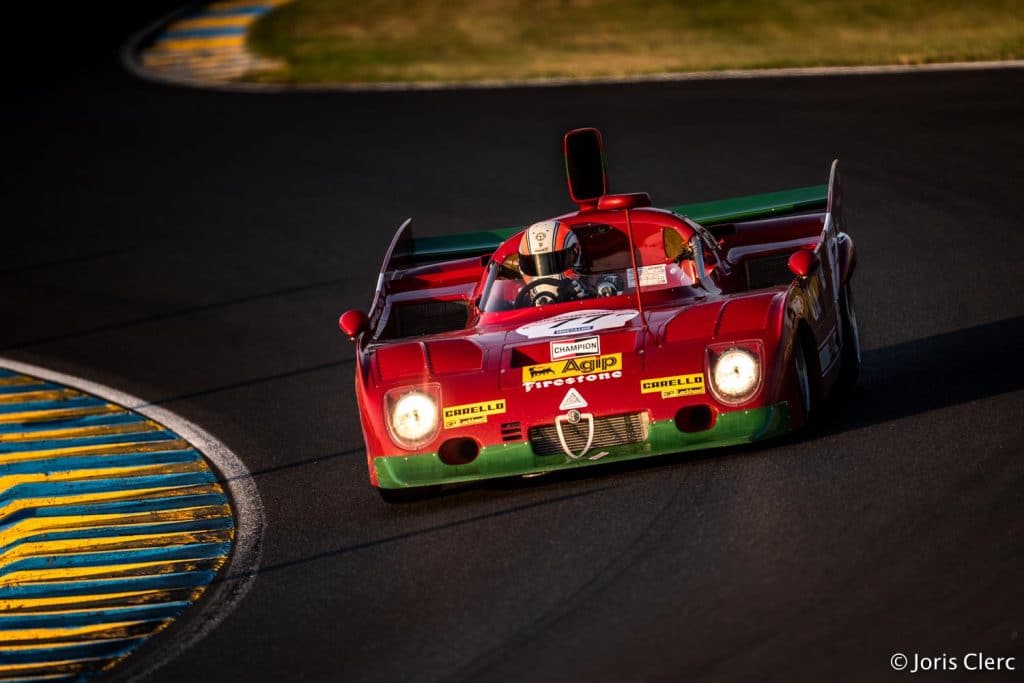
[
  {"x1": 793, "y1": 332, "x2": 814, "y2": 426},
  {"x1": 839, "y1": 281, "x2": 861, "y2": 386}
]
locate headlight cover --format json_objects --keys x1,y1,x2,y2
[
  {"x1": 385, "y1": 384, "x2": 440, "y2": 450},
  {"x1": 706, "y1": 342, "x2": 763, "y2": 405}
]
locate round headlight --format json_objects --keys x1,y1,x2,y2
[
  {"x1": 389, "y1": 391, "x2": 439, "y2": 447},
  {"x1": 712, "y1": 348, "x2": 760, "y2": 401}
]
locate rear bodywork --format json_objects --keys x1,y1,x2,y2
[{"x1": 344, "y1": 134, "x2": 855, "y2": 490}]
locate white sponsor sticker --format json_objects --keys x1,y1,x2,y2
[
  {"x1": 626, "y1": 265, "x2": 668, "y2": 288},
  {"x1": 515, "y1": 309, "x2": 639, "y2": 340},
  {"x1": 550, "y1": 336, "x2": 600, "y2": 361}
]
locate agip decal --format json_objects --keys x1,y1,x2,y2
[
  {"x1": 443, "y1": 399, "x2": 507, "y2": 429},
  {"x1": 640, "y1": 373, "x2": 705, "y2": 399},
  {"x1": 522, "y1": 353, "x2": 623, "y2": 392},
  {"x1": 515, "y1": 309, "x2": 638, "y2": 340}
]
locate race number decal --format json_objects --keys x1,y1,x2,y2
[{"x1": 515, "y1": 309, "x2": 639, "y2": 340}]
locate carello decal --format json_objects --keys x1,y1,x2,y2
[
  {"x1": 442, "y1": 399, "x2": 507, "y2": 429},
  {"x1": 640, "y1": 373, "x2": 705, "y2": 399},
  {"x1": 522, "y1": 353, "x2": 623, "y2": 392},
  {"x1": 549, "y1": 336, "x2": 600, "y2": 361}
]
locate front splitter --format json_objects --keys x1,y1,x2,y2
[{"x1": 374, "y1": 402, "x2": 790, "y2": 489}]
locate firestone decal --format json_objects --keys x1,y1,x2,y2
[
  {"x1": 524, "y1": 371, "x2": 623, "y2": 393},
  {"x1": 442, "y1": 399, "x2": 507, "y2": 429},
  {"x1": 515, "y1": 309, "x2": 639, "y2": 339},
  {"x1": 640, "y1": 374, "x2": 705, "y2": 398}
]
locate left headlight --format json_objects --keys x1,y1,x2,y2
[
  {"x1": 706, "y1": 343, "x2": 763, "y2": 405},
  {"x1": 385, "y1": 385, "x2": 441, "y2": 450}
]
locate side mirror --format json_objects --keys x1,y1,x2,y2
[
  {"x1": 787, "y1": 250, "x2": 818, "y2": 279},
  {"x1": 338, "y1": 309, "x2": 369, "y2": 341},
  {"x1": 564, "y1": 127, "x2": 607, "y2": 205}
]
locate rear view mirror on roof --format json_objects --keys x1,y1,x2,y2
[{"x1": 564, "y1": 127, "x2": 607, "y2": 204}]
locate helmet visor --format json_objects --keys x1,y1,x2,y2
[{"x1": 519, "y1": 249, "x2": 575, "y2": 277}]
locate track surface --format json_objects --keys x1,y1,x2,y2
[{"x1": 3, "y1": 12, "x2": 1023, "y2": 681}]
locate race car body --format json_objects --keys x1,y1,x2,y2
[{"x1": 339, "y1": 128, "x2": 859, "y2": 493}]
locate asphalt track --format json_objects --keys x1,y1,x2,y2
[{"x1": 3, "y1": 10, "x2": 1024, "y2": 681}]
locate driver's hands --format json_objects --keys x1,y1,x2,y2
[
  {"x1": 529, "y1": 278, "x2": 587, "y2": 306},
  {"x1": 530, "y1": 281, "x2": 561, "y2": 306}
]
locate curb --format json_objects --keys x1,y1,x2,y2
[
  {"x1": 0, "y1": 356, "x2": 266, "y2": 682},
  {"x1": 123, "y1": 1, "x2": 287, "y2": 86}
]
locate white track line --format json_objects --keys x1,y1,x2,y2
[{"x1": 0, "y1": 356, "x2": 265, "y2": 682}]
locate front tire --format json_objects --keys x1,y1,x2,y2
[
  {"x1": 839, "y1": 282, "x2": 861, "y2": 385},
  {"x1": 793, "y1": 333, "x2": 814, "y2": 425}
]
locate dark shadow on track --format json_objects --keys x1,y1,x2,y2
[
  {"x1": 221, "y1": 447, "x2": 364, "y2": 483},
  {"x1": 1, "y1": 277, "x2": 350, "y2": 351},
  {"x1": 817, "y1": 314, "x2": 1024, "y2": 433},
  {"x1": 144, "y1": 358, "x2": 354, "y2": 406},
  {"x1": 0, "y1": 246, "x2": 139, "y2": 275},
  {"x1": 233, "y1": 486, "x2": 611, "y2": 579}
]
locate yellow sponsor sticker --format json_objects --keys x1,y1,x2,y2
[
  {"x1": 639, "y1": 373, "x2": 705, "y2": 398},
  {"x1": 442, "y1": 399, "x2": 507, "y2": 429},
  {"x1": 522, "y1": 353, "x2": 622, "y2": 384}
]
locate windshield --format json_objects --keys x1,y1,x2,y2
[{"x1": 479, "y1": 223, "x2": 699, "y2": 312}]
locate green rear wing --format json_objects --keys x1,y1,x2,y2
[{"x1": 392, "y1": 184, "x2": 827, "y2": 266}]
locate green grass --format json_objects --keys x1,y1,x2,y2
[{"x1": 246, "y1": 0, "x2": 1024, "y2": 84}]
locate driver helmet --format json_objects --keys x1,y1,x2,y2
[{"x1": 518, "y1": 220, "x2": 581, "y2": 285}]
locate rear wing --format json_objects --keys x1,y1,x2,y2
[{"x1": 389, "y1": 183, "x2": 827, "y2": 269}]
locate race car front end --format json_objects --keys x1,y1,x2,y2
[{"x1": 361, "y1": 311, "x2": 794, "y2": 491}]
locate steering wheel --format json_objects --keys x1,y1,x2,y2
[{"x1": 514, "y1": 278, "x2": 583, "y2": 308}]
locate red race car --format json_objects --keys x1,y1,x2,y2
[{"x1": 340, "y1": 128, "x2": 859, "y2": 498}]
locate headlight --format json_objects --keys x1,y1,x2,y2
[
  {"x1": 707, "y1": 344, "x2": 762, "y2": 405},
  {"x1": 385, "y1": 386, "x2": 440, "y2": 450}
]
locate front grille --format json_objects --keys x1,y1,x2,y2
[{"x1": 528, "y1": 413, "x2": 648, "y2": 456}]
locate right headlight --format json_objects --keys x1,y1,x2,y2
[
  {"x1": 384, "y1": 385, "x2": 440, "y2": 450},
  {"x1": 706, "y1": 343, "x2": 763, "y2": 405}
]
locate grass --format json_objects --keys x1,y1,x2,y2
[{"x1": 245, "y1": 0, "x2": 1024, "y2": 84}]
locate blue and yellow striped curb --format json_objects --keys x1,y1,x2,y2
[
  {"x1": 0, "y1": 367, "x2": 235, "y2": 681},
  {"x1": 140, "y1": 1, "x2": 290, "y2": 82}
]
